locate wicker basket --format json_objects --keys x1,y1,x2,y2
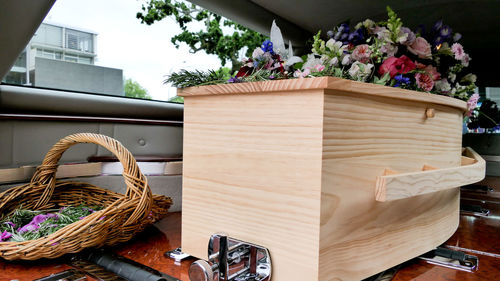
[{"x1": 0, "y1": 133, "x2": 173, "y2": 260}]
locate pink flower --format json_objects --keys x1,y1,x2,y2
[
  {"x1": 415, "y1": 73, "x2": 434, "y2": 92},
  {"x1": 466, "y1": 93, "x2": 480, "y2": 117},
  {"x1": 314, "y1": 64, "x2": 325, "y2": 72},
  {"x1": 351, "y1": 44, "x2": 372, "y2": 63},
  {"x1": 407, "y1": 37, "x2": 432, "y2": 59},
  {"x1": 451, "y1": 43, "x2": 465, "y2": 60},
  {"x1": 423, "y1": 65, "x2": 441, "y2": 81},
  {"x1": 294, "y1": 69, "x2": 310, "y2": 78},
  {"x1": 461, "y1": 54, "x2": 471, "y2": 67},
  {"x1": 380, "y1": 43, "x2": 398, "y2": 57},
  {"x1": 0, "y1": 231, "x2": 12, "y2": 241},
  {"x1": 378, "y1": 55, "x2": 416, "y2": 78}
]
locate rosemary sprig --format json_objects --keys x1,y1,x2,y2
[
  {"x1": 0, "y1": 205, "x2": 103, "y2": 242},
  {"x1": 164, "y1": 69, "x2": 228, "y2": 88}
]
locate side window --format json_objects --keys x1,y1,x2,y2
[{"x1": 1, "y1": 0, "x2": 222, "y2": 102}]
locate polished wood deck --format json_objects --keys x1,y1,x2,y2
[
  {"x1": 0, "y1": 178, "x2": 498, "y2": 280},
  {"x1": 392, "y1": 177, "x2": 500, "y2": 280}
]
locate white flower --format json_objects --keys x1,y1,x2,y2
[
  {"x1": 270, "y1": 21, "x2": 303, "y2": 69},
  {"x1": 448, "y1": 72, "x2": 457, "y2": 82},
  {"x1": 252, "y1": 47, "x2": 264, "y2": 59},
  {"x1": 461, "y1": 73, "x2": 477, "y2": 83},
  {"x1": 348, "y1": 62, "x2": 373, "y2": 82},
  {"x1": 329, "y1": 57, "x2": 339, "y2": 66},
  {"x1": 434, "y1": 79, "x2": 451, "y2": 93},
  {"x1": 341, "y1": 54, "x2": 351, "y2": 65},
  {"x1": 375, "y1": 27, "x2": 392, "y2": 43},
  {"x1": 303, "y1": 54, "x2": 324, "y2": 70},
  {"x1": 326, "y1": 39, "x2": 344, "y2": 54}
]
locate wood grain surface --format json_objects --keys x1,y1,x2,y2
[
  {"x1": 318, "y1": 92, "x2": 463, "y2": 280},
  {"x1": 375, "y1": 147, "x2": 485, "y2": 202},
  {"x1": 180, "y1": 77, "x2": 474, "y2": 280},
  {"x1": 182, "y1": 90, "x2": 325, "y2": 280}
]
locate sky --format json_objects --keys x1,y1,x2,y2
[{"x1": 44, "y1": 0, "x2": 222, "y2": 101}]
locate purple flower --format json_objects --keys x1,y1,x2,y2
[
  {"x1": 17, "y1": 223, "x2": 39, "y2": 233},
  {"x1": 17, "y1": 213, "x2": 58, "y2": 233},
  {"x1": 393, "y1": 75, "x2": 410, "y2": 88},
  {"x1": 32, "y1": 214, "x2": 49, "y2": 224},
  {"x1": 0, "y1": 231, "x2": 12, "y2": 241},
  {"x1": 439, "y1": 25, "x2": 452, "y2": 39},
  {"x1": 47, "y1": 213, "x2": 59, "y2": 219},
  {"x1": 227, "y1": 77, "x2": 241, "y2": 83},
  {"x1": 269, "y1": 75, "x2": 275, "y2": 80},
  {"x1": 433, "y1": 20, "x2": 443, "y2": 31},
  {"x1": 400, "y1": 27, "x2": 416, "y2": 45},
  {"x1": 261, "y1": 40, "x2": 274, "y2": 54},
  {"x1": 4, "y1": 222, "x2": 15, "y2": 228}
]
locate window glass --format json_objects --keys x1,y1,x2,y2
[
  {"x1": 1, "y1": 0, "x2": 224, "y2": 101},
  {"x1": 64, "y1": 54, "x2": 78, "y2": 63},
  {"x1": 78, "y1": 56, "x2": 92, "y2": 64},
  {"x1": 32, "y1": 24, "x2": 63, "y2": 47}
]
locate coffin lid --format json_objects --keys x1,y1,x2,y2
[{"x1": 177, "y1": 77, "x2": 467, "y2": 111}]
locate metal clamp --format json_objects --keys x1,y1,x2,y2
[
  {"x1": 460, "y1": 203, "x2": 490, "y2": 217},
  {"x1": 189, "y1": 234, "x2": 271, "y2": 281},
  {"x1": 419, "y1": 247, "x2": 479, "y2": 272}
]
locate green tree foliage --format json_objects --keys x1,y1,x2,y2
[
  {"x1": 124, "y1": 78, "x2": 152, "y2": 99},
  {"x1": 136, "y1": 0, "x2": 266, "y2": 72},
  {"x1": 169, "y1": 96, "x2": 184, "y2": 103}
]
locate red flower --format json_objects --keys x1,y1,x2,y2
[
  {"x1": 378, "y1": 55, "x2": 416, "y2": 78},
  {"x1": 236, "y1": 65, "x2": 253, "y2": 78},
  {"x1": 415, "y1": 73, "x2": 434, "y2": 92}
]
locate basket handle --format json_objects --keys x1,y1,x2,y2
[{"x1": 30, "y1": 133, "x2": 152, "y2": 217}]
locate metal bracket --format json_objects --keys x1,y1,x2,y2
[
  {"x1": 460, "y1": 204, "x2": 490, "y2": 217},
  {"x1": 165, "y1": 247, "x2": 192, "y2": 262},
  {"x1": 189, "y1": 233, "x2": 272, "y2": 281},
  {"x1": 418, "y1": 247, "x2": 479, "y2": 272}
]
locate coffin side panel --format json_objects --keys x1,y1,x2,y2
[
  {"x1": 182, "y1": 91, "x2": 324, "y2": 280},
  {"x1": 319, "y1": 91, "x2": 462, "y2": 280}
]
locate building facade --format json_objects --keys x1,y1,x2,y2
[{"x1": 3, "y1": 22, "x2": 123, "y2": 96}]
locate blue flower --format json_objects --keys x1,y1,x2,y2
[
  {"x1": 261, "y1": 40, "x2": 274, "y2": 54},
  {"x1": 393, "y1": 75, "x2": 410, "y2": 88}
]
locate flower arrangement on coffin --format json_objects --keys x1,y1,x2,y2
[{"x1": 166, "y1": 6, "x2": 481, "y2": 115}]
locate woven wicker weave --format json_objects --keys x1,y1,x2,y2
[{"x1": 0, "y1": 133, "x2": 172, "y2": 260}]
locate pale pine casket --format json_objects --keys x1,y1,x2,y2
[{"x1": 178, "y1": 77, "x2": 485, "y2": 281}]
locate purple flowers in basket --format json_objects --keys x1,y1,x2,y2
[
  {"x1": 0, "y1": 205, "x2": 103, "y2": 242},
  {"x1": 17, "y1": 214, "x2": 59, "y2": 233}
]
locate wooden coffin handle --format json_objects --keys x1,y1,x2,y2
[{"x1": 375, "y1": 147, "x2": 485, "y2": 202}]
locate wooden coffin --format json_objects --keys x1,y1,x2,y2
[{"x1": 178, "y1": 77, "x2": 485, "y2": 281}]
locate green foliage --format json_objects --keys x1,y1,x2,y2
[
  {"x1": 386, "y1": 6, "x2": 403, "y2": 43},
  {"x1": 0, "y1": 205, "x2": 103, "y2": 242},
  {"x1": 311, "y1": 31, "x2": 324, "y2": 55},
  {"x1": 169, "y1": 96, "x2": 184, "y2": 103},
  {"x1": 124, "y1": 78, "x2": 152, "y2": 99},
  {"x1": 373, "y1": 73, "x2": 391, "y2": 85},
  {"x1": 164, "y1": 69, "x2": 228, "y2": 88},
  {"x1": 137, "y1": 0, "x2": 266, "y2": 72}
]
